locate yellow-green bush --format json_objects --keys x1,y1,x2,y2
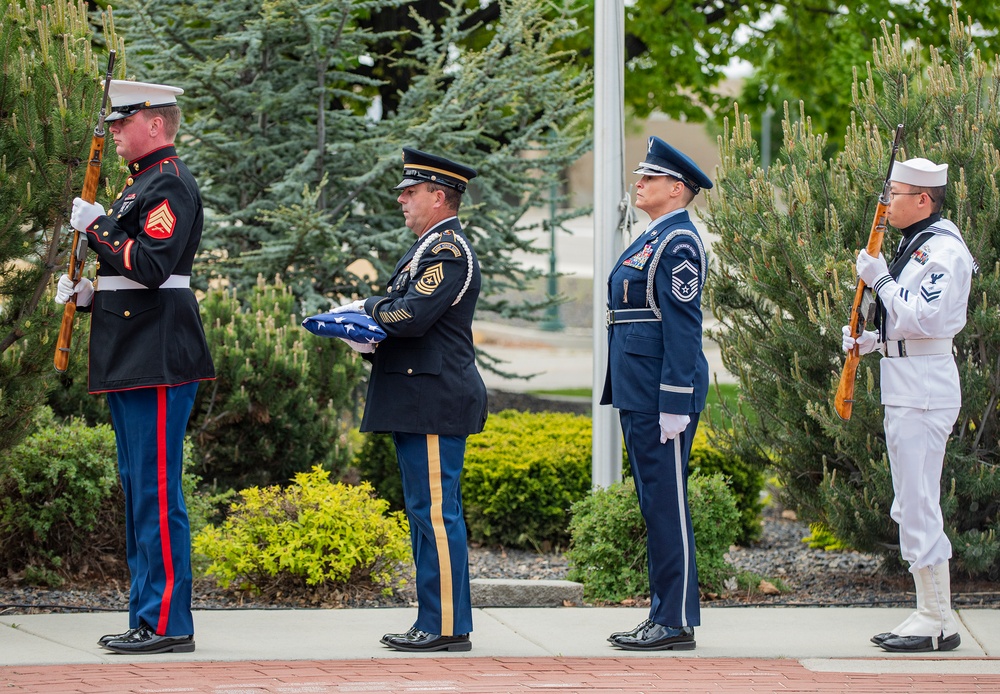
[
  {"x1": 194, "y1": 466, "x2": 412, "y2": 598},
  {"x1": 462, "y1": 410, "x2": 592, "y2": 549}
]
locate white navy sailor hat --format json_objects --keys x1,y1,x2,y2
[
  {"x1": 890, "y1": 158, "x2": 948, "y2": 187},
  {"x1": 633, "y1": 136, "x2": 714, "y2": 194},
  {"x1": 395, "y1": 147, "x2": 478, "y2": 193},
  {"x1": 103, "y1": 80, "x2": 184, "y2": 122}
]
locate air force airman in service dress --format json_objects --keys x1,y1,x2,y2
[{"x1": 601, "y1": 137, "x2": 713, "y2": 651}]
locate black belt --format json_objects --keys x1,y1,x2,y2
[{"x1": 606, "y1": 308, "x2": 660, "y2": 327}]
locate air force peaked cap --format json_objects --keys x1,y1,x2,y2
[
  {"x1": 633, "y1": 136, "x2": 713, "y2": 194},
  {"x1": 891, "y1": 157, "x2": 948, "y2": 188},
  {"x1": 104, "y1": 80, "x2": 184, "y2": 122},
  {"x1": 395, "y1": 147, "x2": 477, "y2": 193}
]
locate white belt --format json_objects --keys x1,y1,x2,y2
[
  {"x1": 95, "y1": 275, "x2": 191, "y2": 291},
  {"x1": 882, "y1": 338, "x2": 953, "y2": 358}
]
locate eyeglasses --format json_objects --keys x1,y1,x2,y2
[{"x1": 889, "y1": 191, "x2": 937, "y2": 203}]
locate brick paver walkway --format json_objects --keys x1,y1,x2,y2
[{"x1": 3, "y1": 657, "x2": 1000, "y2": 693}]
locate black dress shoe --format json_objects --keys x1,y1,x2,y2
[
  {"x1": 608, "y1": 619, "x2": 652, "y2": 643},
  {"x1": 879, "y1": 632, "x2": 960, "y2": 653},
  {"x1": 381, "y1": 627, "x2": 472, "y2": 652},
  {"x1": 98, "y1": 627, "x2": 138, "y2": 647},
  {"x1": 870, "y1": 631, "x2": 896, "y2": 646},
  {"x1": 102, "y1": 624, "x2": 195, "y2": 654},
  {"x1": 609, "y1": 622, "x2": 696, "y2": 651}
]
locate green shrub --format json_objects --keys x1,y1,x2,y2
[
  {"x1": 462, "y1": 410, "x2": 592, "y2": 549},
  {"x1": 566, "y1": 473, "x2": 740, "y2": 602},
  {"x1": 0, "y1": 408, "x2": 121, "y2": 584},
  {"x1": 191, "y1": 275, "x2": 370, "y2": 490},
  {"x1": 689, "y1": 429, "x2": 764, "y2": 545},
  {"x1": 1, "y1": 408, "x2": 228, "y2": 584},
  {"x1": 193, "y1": 466, "x2": 412, "y2": 599}
]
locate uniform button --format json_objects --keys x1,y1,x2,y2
[
  {"x1": 127, "y1": 176, "x2": 134, "y2": 184},
  {"x1": 123, "y1": 310, "x2": 131, "y2": 317},
  {"x1": 407, "y1": 368, "x2": 413, "y2": 375},
  {"x1": 116, "y1": 192, "x2": 123, "y2": 200},
  {"x1": 113, "y1": 240, "x2": 120, "y2": 246},
  {"x1": 103, "y1": 231, "x2": 109, "y2": 237}
]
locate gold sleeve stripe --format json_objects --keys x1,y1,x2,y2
[{"x1": 377, "y1": 307, "x2": 413, "y2": 323}]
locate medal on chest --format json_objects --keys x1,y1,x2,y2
[{"x1": 623, "y1": 243, "x2": 654, "y2": 270}]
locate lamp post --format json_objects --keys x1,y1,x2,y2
[{"x1": 540, "y1": 179, "x2": 564, "y2": 331}]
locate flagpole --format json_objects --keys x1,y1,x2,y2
[{"x1": 591, "y1": 0, "x2": 625, "y2": 489}]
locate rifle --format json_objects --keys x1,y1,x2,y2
[
  {"x1": 834, "y1": 123, "x2": 904, "y2": 420},
  {"x1": 54, "y1": 51, "x2": 115, "y2": 373}
]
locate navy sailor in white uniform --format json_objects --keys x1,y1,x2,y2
[
  {"x1": 601, "y1": 137, "x2": 712, "y2": 651},
  {"x1": 845, "y1": 157, "x2": 975, "y2": 653}
]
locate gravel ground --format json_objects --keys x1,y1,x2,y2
[{"x1": 3, "y1": 510, "x2": 998, "y2": 616}]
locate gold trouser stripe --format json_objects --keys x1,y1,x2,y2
[{"x1": 426, "y1": 434, "x2": 454, "y2": 635}]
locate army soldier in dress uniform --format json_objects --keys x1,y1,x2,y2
[
  {"x1": 844, "y1": 157, "x2": 975, "y2": 653},
  {"x1": 601, "y1": 136, "x2": 712, "y2": 651},
  {"x1": 333, "y1": 148, "x2": 487, "y2": 652},
  {"x1": 55, "y1": 80, "x2": 214, "y2": 655}
]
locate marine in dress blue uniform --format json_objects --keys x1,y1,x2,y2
[
  {"x1": 57, "y1": 80, "x2": 214, "y2": 655},
  {"x1": 845, "y1": 158, "x2": 975, "y2": 653},
  {"x1": 601, "y1": 137, "x2": 712, "y2": 651},
  {"x1": 334, "y1": 148, "x2": 487, "y2": 652}
]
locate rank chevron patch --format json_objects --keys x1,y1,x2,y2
[
  {"x1": 415, "y1": 262, "x2": 444, "y2": 295},
  {"x1": 145, "y1": 200, "x2": 176, "y2": 239},
  {"x1": 671, "y1": 259, "x2": 700, "y2": 302}
]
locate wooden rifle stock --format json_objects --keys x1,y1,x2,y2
[
  {"x1": 54, "y1": 51, "x2": 115, "y2": 373},
  {"x1": 834, "y1": 124, "x2": 904, "y2": 420}
]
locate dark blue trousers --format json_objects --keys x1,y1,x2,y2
[
  {"x1": 392, "y1": 432, "x2": 472, "y2": 636},
  {"x1": 620, "y1": 410, "x2": 701, "y2": 627},
  {"x1": 107, "y1": 383, "x2": 197, "y2": 637}
]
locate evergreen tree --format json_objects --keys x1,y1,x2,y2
[
  {"x1": 111, "y1": 0, "x2": 591, "y2": 317},
  {"x1": 0, "y1": 0, "x2": 123, "y2": 453},
  {"x1": 708, "y1": 10, "x2": 1000, "y2": 577}
]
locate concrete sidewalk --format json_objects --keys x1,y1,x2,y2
[{"x1": 2, "y1": 606, "x2": 998, "y2": 671}]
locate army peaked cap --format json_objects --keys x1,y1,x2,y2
[{"x1": 395, "y1": 147, "x2": 477, "y2": 193}]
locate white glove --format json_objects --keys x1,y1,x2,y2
[
  {"x1": 70, "y1": 197, "x2": 106, "y2": 232},
  {"x1": 856, "y1": 249, "x2": 889, "y2": 287},
  {"x1": 330, "y1": 298, "x2": 365, "y2": 314},
  {"x1": 339, "y1": 338, "x2": 376, "y2": 353},
  {"x1": 659, "y1": 413, "x2": 691, "y2": 443},
  {"x1": 841, "y1": 325, "x2": 878, "y2": 355},
  {"x1": 54, "y1": 274, "x2": 94, "y2": 307}
]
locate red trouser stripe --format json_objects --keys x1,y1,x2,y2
[{"x1": 155, "y1": 386, "x2": 175, "y2": 634}]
